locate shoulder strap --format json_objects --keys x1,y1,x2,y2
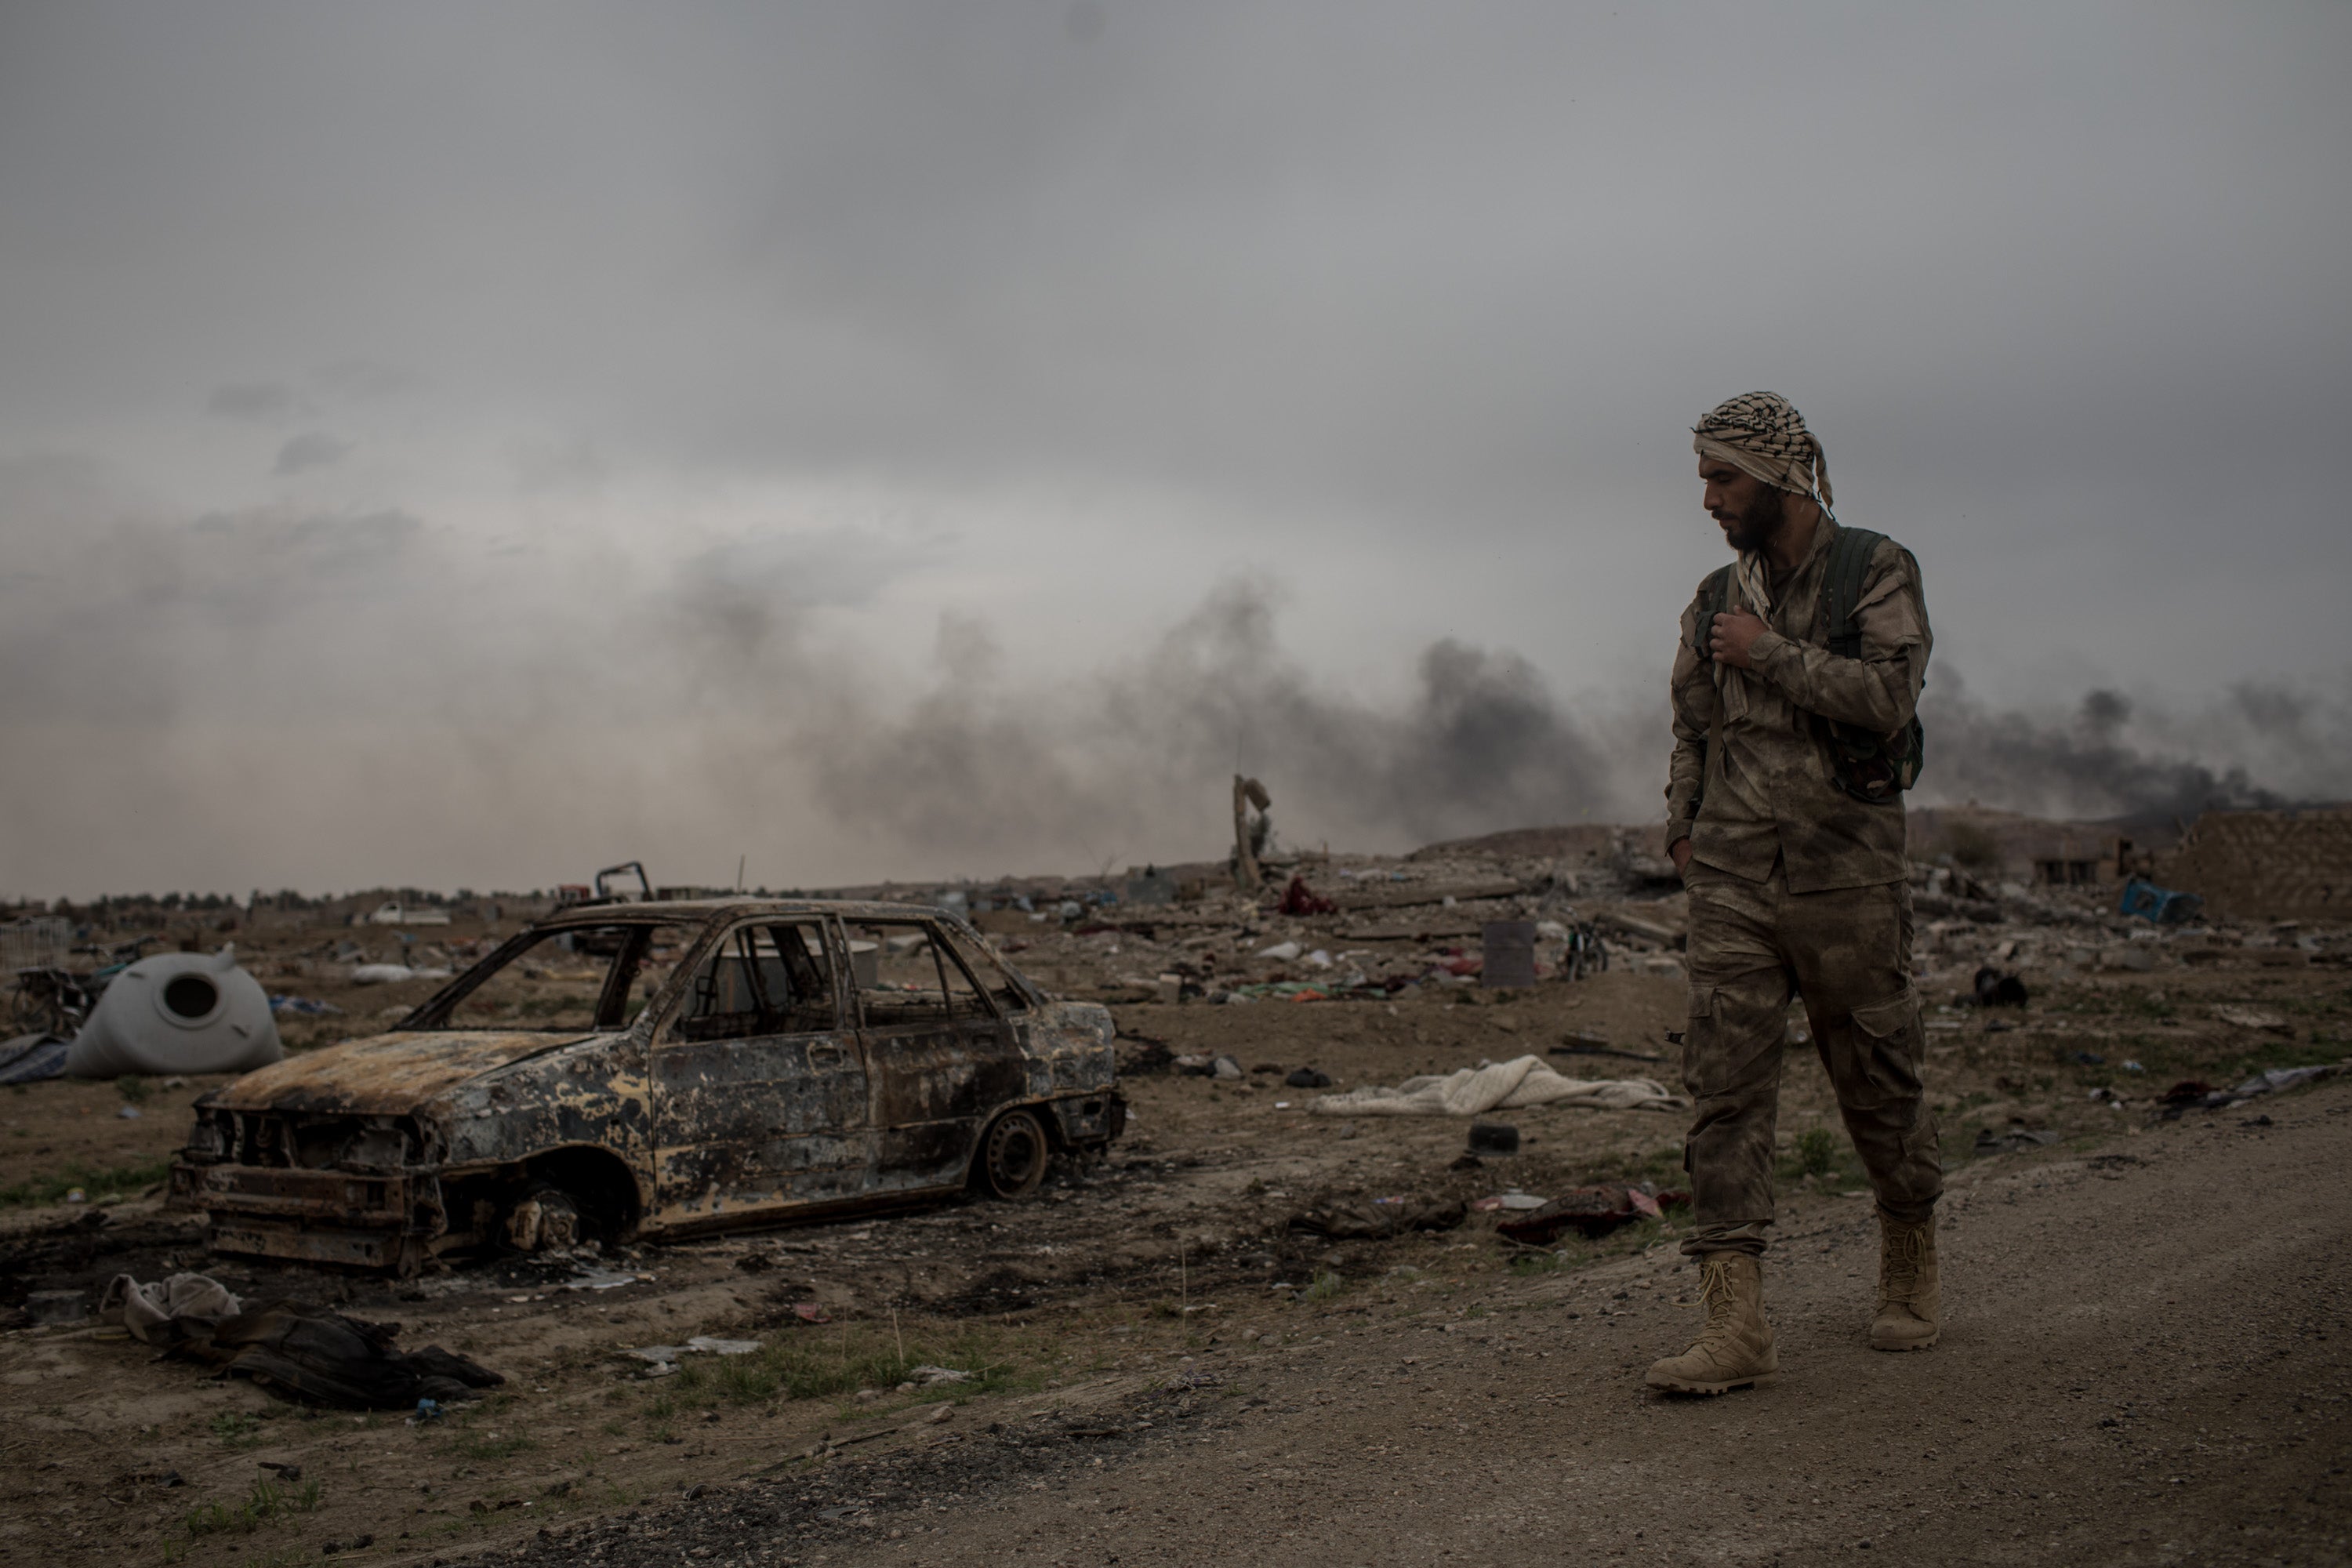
[
  {"x1": 1693, "y1": 564, "x2": 1733, "y2": 659},
  {"x1": 1824, "y1": 526, "x2": 1885, "y2": 659},
  {"x1": 1687, "y1": 564, "x2": 1734, "y2": 815}
]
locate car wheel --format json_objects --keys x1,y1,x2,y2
[
  {"x1": 503, "y1": 1184, "x2": 586, "y2": 1252},
  {"x1": 978, "y1": 1109, "x2": 1050, "y2": 1200}
]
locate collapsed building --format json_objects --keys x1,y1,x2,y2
[{"x1": 2162, "y1": 806, "x2": 2352, "y2": 923}]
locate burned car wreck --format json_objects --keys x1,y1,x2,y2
[{"x1": 171, "y1": 900, "x2": 1123, "y2": 1272}]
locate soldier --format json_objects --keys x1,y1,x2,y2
[{"x1": 1646, "y1": 391, "x2": 1940, "y2": 1396}]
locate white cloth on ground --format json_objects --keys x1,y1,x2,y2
[
  {"x1": 100, "y1": 1272, "x2": 242, "y2": 1344},
  {"x1": 1312, "y1": 1054, "x2": 1684, "y2": 1116}
]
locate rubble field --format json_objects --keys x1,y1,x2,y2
[{"x1": 2, "y1": 838, "x2": 2347, "y2": 1566}]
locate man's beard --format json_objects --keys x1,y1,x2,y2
[{"x1": 1721, "y1": 482, "x2": 1785, "y2": 554}]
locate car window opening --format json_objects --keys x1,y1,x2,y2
[
  {"x1": 673, "y1": 922, "x2": 840, "y2": 1042},
  {"x1": 845, "y1": 920, "x2": 999, "y2": 1028}
]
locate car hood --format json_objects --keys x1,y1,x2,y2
[{"x1": 204, "y1": 1030, "x2": 599, "y2": 1116}]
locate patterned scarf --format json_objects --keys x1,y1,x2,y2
[
  {"x1": 1690, "y1": 390, "x2": 1835, "y2": 517},
  {"x1": 1692, "y1": 391, "x2": 1834, "y2": 720}
]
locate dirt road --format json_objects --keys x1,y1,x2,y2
[{"x1": 485, "y1": 1078, "x2": 2352, "y2": 1568}]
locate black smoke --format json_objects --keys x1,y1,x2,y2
[
  {"x1": 1915, "y1": 674, "x2": 2343, "y2": 823},
  {"x1": 788, "y1": 582, "x2": 1613, "y2": 866}
]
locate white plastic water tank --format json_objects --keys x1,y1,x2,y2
[{"x1": 66, "y1": 947, "x2": 283, "y2": 1077}]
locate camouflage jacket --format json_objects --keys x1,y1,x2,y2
[{"x1": 1665, "y1": 520, "x2": 1932, "y2": 892}]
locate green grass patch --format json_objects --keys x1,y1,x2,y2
[
  {"x1": 656, "y1": 1321, "x2": 1036, "y2": 1410},
  {"x1": 209, "y1": 1410, "x2": 270, "y2": 1449},
  {"x1": 446, "y1": 1427, "x2": 537, "y2": 1461},
  {"x1": 1301, "y1": 1270, "x2": 1347, "y2": 1303},
  {"x1": 182, "y1": 1477, "x2": 321, "y2": 1539},
  {"x1": 0, "y1": 1154, "x2": 173, "y2": 1207},
  {"x1": 1776, "y1": 1125, "x2": 1863, "y2": 1186},
  {"x1": 239, "y1": 1549, "x2": 312, "y2": 1568}
]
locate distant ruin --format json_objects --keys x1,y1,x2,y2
[{"x1": 2162, "y1": 806, "x2": 2352, "y2": 923}]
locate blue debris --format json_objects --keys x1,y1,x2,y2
[
  {"x1": 0, "y1": 1035, "x2": 71, "y2": 1085},
  {"x1": 2118, "y1": 878, "x2": 2204, "y2": 926}
]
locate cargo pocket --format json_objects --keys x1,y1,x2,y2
[
  {"x1": 1849, "y1": 989, "x2": 1917, "y2": 1044},
  {"x1": 1673, "y1": 985, "x2": 1717, "y2": 1098},
  {"x1": 1846, "y1": 988, "x2": 1927, "y2": 1114},
  {"x1": 1851, "y1": 989, "x2": 1940, "y2": 1169}
]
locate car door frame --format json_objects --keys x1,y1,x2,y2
[
  {"x1": 849, "y1": 915, "x2": 1028, "y2": 1196},
  {"x1": 646, "y1": 913, "x2": 875, "y2": 1231}
]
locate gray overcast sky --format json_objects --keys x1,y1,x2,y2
[{"x1": 2, "y1": 2, "x2": 2348, "y2": 896}]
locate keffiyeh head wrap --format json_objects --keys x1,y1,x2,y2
[
  {"x1": 1691, "y1": 390, "x2": 1835, "y2": 720},
  {"x1": 1692, "y1": 390, "x2": 1835, "y2": 517}
]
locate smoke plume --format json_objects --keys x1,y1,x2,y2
[{"x1": 1, "y1": 456, "x2": 2343, "y2": 897}]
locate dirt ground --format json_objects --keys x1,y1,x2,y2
[{"x1": 2, "y1": 866, "x2": 2347, "y2": 1567}]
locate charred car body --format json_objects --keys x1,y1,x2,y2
[{"x1": 172, "y1": 900, "x2": 1122, "y2": 1272}]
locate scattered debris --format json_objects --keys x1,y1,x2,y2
[
  {"x1": 1974, "y1": 1128, "x2": 2062, "y2": 1153},
  {"x1": 1972, "y1": 967, "x2": 2031, "y2": 1007},
  {"x1": 0, "y1": 1032, "x2": 72, "y2": 1084},
  {"x1": 2212, "y1": 1005, "x2": 2292, "y2": 1035},
  {"x1": 625, "y1": 1337, "x2": 764, "y2": 1374},
  {"x1": 2118, "y1": 878, "x2": 2204, "y2": 926},
  {"x1": 24, "y1": 1289, "x2": 90, "y2": 1325},
  {"x1": 65, "y1": 947, "x2": 282, "y2": 1077},
  {"x1": 1465, "y1": 1121, "x2": 1520, "y2": 1155},
  {"x1": 1494, "y1": 1185, "x2": 1666, "y2": 1244},
  {"x1": 100, "y1": 1271, "x2": 242, "y2": 1341},
  {"x1": 1548, "y1": 1033, "x2": 1664, "y2": 1065},
  {"x1": 1313, "y1": 1055, "x2": 1683, "y2": 1116},
  {"x1": 559, "y1": 1267, "x2": 651, "y2": 1292},
  {"x1": 268, "y1": 994, "x2": 344, "y2": 1017},
  {"x1": 1176, "y1": 1052, "x2": 1245, "y2": 1080},
  {"x1": 1468, "y1": 1191, "x2": 1548, "y2": 1212},
  {"x1": 1277, "y1": 877, "x2": 1336, "y2": 917},
  {"x1": 1287, "y1": 1196, "x2": 1465, "y2": 1240},
  {"x1": 104, "y1": 1287, "x2": 505, "y2": 1409}
]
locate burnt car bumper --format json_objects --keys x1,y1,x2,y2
[
  {"x1": 171, "y1": 1160, "x2": 436, "y2": 1268},
  {"x1": 1048, "y1": 1091, "x2": 1126, "y2": 1145}
]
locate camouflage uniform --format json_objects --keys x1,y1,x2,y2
[{"x1": 1665, "y1": 519, "x2": 1940, "y2": 1257}]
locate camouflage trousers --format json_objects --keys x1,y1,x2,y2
[{"x1": 1679, "y1": 857, "x2": 1941, "y2": 1256}]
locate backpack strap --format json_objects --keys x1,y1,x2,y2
[
  {"x1": 1812, "y1": 524, "x2": 1927, "y2": 802},
  {"x1": 1824, "y1": 526, "x2": 1885, "y2": 659},
  {"x1": 1686, "y1": 564, "x2": 1734, "y2": 817},
  {"x1": 1692, "y1": 564, "x2": 1733, "y2": 659}
]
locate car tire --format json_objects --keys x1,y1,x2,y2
[
  {"x1": 977, "y1": 1109, "x2": 1050, "y2": 1200},
  {"x1": 503, "y1": 1183, "x2": 586, "y2": 1252}
]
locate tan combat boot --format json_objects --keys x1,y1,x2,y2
[
  {"x1": 1870, "y1": 1214, "x2": 1940, "y2": 1351},
  {"x1": 1645, "y1": 1252, "x2": 1777, "y2": 1394}
]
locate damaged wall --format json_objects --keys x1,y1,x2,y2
[{"x1": 2164, "y1": 807, "x2": 2352, "y2": 923}]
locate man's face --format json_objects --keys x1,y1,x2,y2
[{"x1": 1700, "y1": 459, "x2": 1784, "y2": 554}]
